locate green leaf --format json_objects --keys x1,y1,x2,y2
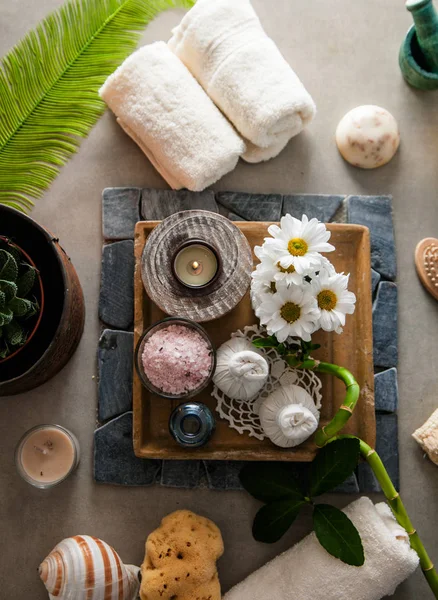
[
  {"x1": 16, "y1": 266, "x2": 36, "y2": 297},
  {"x1": 0, "y1": 250, "x2": 18, "y2": 282},
  {"x1": 0, "y1": 280, "x2": 18, "y2": 303},
  {"x1": 313, "y1": 504, "x2": 364, "y2": 566},
  {"x1": 9, "y1": 297, "x2": 33, "y2": 317},
  {"x1": 240, "y1": 463, "x2": 305, "y2": 503},
  {"x1": 253, "y1": 498, "x2": 306, "y2": 544},
  {"x1": 0, "y1": 307, "x2": 13, "y2": 327},
  {"x1": 309, "y1": 438, "x2": 360, "y2": 497},
  {"x1": 252, "y1": 336, "x2": 280, "y2": 349},
  {"x1": 4, "y1": 320, "x2": 26, "y2": 346},
  {"x1": 0, "y1": 0, "x2": 195, "y2": 213}
]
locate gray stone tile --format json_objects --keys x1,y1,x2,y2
[
  {"x1": 357, "y1": 462, "x2": 381, "y2": 493},
  {"x1": 98, "y1": 330, "x2": 133, "y2": 422},
  {"x1": 99, "y1": 240, "x2": 134, "y2": 330},
  {"x1": 347, "y1": 195, "x2": 396, "y2": 280},
  {"x1": 373, "y1": 282, "x2": 398, "y2": 368},
  {"x1": 371, "y1": 269, "x2": 381, "y2": 296},
  {"x1": 216, "y1": 191, "x2": 282, "y2": 221},
  {"x1": 161, "y1": 460, "x2": 201, "y2": 488},
  {"x1": 333, "y1": 473, "x2": 360, "y2": 493},
  {"x1": 203, "y1": 461, "x2": 246, "y2": 491},
  {"x1": 358, "y1": 413, "x2": 399, "y2": 492},
  {"x1": 102, "y1": 188, "x2": 141, "y2": 240},
  {"x1": 282, "y1": 194, "x2": 344, "y2": 222},
  {"x1": 141, "y1": 189, "x2": 218, "y2": 219},
  {"x1": 228, "y1": 212, "x2": 247, "y2": 221},
  {"x1": 94, "y1": 412, "x2": 161, "y2": 485},
  {"x1": 375, "y1": 368, "x2": 398, "y2": 413}
]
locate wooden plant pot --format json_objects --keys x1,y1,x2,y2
[
  {"x1": 0, "y1": 236, "x2": 45, "y2": 364},
  {"x1": 0, "y1": 206, "x2": 85, "y2": 396}
]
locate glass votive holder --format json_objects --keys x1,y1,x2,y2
[
  {"x1": 171, "y1": 239, "x2": 221, "y2": 289},
  {"x1": 15, "y1": 424, "x2": 80, "y2": 489},
  {"x1": 169, "y1": 402, "x2": 216, "y2": 448}
]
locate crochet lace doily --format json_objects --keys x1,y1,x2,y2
[{"x1": 212, "y1": 325, "x2": 323, "y2": 440}]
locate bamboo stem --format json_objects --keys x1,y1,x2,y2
[
  {"x1": 331, "y1": 434, "x2": 438, "y2": 597},
  {"x1": 288, "y1": 352, "x2": 438, "y2": 594},
  {"x1": 286, "y1": 357, "x2": 360, "y2": 447}
]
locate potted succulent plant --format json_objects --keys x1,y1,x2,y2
[
  {"x1": 0, "y1": 236, "x2": 44, "y2": 362},
  {"x1": 0, "y1": 206, "x2": 85, "y2": 396}
]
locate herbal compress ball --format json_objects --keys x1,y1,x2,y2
[{"x1": 140, "y1": 510, "x2": 224, "y2": 600}]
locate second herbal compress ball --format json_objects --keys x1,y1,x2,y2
[{"x1": 140, "y1": 510, "x2": 224, "y2": 600}]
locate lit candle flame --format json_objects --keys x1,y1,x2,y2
[{"x1": 191, "y1": 261, "x2": 200, "y2": 270}]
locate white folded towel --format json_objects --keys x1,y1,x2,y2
[
  {"x1": 224, "y1": 497, "x2": 419, "y2": 600},
  {"x1": 168, "y1": 0, "x2": 316, "y2": 163},
  {"x1": 99, "y1": 42, "x2": 245, "y2": 191}
]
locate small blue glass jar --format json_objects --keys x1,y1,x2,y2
[{"x1": 169, "y1": 402, "x2": 216, "y2": 448}]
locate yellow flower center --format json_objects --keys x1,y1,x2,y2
[
  {"x1": 288, "y1": 238, "x2": 308, "y2": 256},
  {"x1": 317, "y1": 289, "x2": 337, "y2": 311},
  {"x1": 277, "y1": 261, "x2": 296, "y2": 274},
  {"x1": 280, "y1": 302, "x2": 301, "y2": 323}
]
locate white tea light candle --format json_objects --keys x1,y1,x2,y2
[
  {"x1": 15, "y1": 424, "x2": 80, "y2": 488},
  {"x1": 173, "y1": 243, "x2": 218, "y2": 287}
]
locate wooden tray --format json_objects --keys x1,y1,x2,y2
[{"x1": 133, "y1": 221, "x2": 375, "y2": 461}]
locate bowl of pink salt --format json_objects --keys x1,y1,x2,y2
[{"x1": 135, "y1": 317, "x2": 216, "y2": 399}]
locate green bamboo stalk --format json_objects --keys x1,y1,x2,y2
[
  {"x1": 286, "y1": 356, "x2": 360, "y2": 447},
  {"x1": 290, "y1": 354, "x2": 438, "y2": 595},
  {"x1": 328, "y1": 435, "x2": 438, "y2": 596}
]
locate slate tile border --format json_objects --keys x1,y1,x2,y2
[{"x1": 96, "y1": 190, "x2": 399, "y2": 494}]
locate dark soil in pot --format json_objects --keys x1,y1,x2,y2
[{"x1": 0, "y1": 206, "x2": 85, "y2": 395}]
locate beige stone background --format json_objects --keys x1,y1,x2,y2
[{"x1": 1, "y1": 0, "x2": 438, "y2": 597}]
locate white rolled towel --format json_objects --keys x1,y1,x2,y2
[
  {"x1": 168, "y1": 0, "x2": 316, "y2": 163},
  {"x1": 224, "y1": 497, "x2": 419, "y2": 600},
  {"x1": 99, "y1": 42, "x2": 245, "y2": 191}
]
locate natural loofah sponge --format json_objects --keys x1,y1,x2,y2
[{"x1": 140, "y1": 510, "x2": 224, "y2": 600}]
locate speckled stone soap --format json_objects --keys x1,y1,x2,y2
[{"x1": 336, "y1": 105, "x2": 400, "y2": 169}]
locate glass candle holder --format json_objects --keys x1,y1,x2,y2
[
  {"x1": 169, "y1": 402, "x2": 216, "y2": 448},
  {"x1": 15, "y1": 424, "x2": 80, "y2": 489},
  {"x1": 172, "y1": 239, "x2": 220, "y2": 289}
]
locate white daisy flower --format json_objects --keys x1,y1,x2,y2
[
  {"x1": 250, "y1": 267, "x2": 276, "y2": 311},
  {"x1": 253, "y1": 247, "x2": 305, "y2": 287},
  {"x1": 311, "y1": 273, "x2": 356, "y2": 334},
  {"x1": 263, "y1": 214, "x2": 335, "y2": 274},
  {"x1": 256, "y1": 283, "x2": 319, "y2": 343}
]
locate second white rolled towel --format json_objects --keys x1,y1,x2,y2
[
  {"x1": 99, "y1": 42, "x2": 245, "y2": 191},
  {"x1": 168, "y1": 0, "x2": 316, "y2": 163},
  {"x1": 224, "y1": 497, "x2": 419, "y2": 600}
]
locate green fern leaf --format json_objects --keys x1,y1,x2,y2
[{"x1": 0, "y1": 0, "x2": 194, "y2": 212}]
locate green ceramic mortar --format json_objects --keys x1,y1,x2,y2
[{"x1": 399, "y1": 0, "x2": 438, "y2": 90}]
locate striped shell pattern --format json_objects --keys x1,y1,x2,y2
[{"x1": 39, "y1": 535, "x2": 140, "y2": 600}]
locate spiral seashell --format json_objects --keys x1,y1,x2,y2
[{"x1": 39, "y1": 535, "x2": 140, "y2": 600}]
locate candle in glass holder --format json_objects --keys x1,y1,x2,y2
[
  {"x1": 173, "y1": 241, "x2": 219, "y2": 288},
  {"x1": 15, "y1": 425, "x2": 80, "y2": 488}
]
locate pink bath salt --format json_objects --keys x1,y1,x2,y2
[{"x1": 141, "y1": 324, "x2": 213, "y2": 395}]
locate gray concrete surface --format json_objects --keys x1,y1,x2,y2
[{"x1": 1, "y1": 0, "x2": 438, "y2": 597}]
